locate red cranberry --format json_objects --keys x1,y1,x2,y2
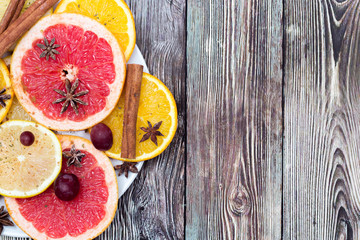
[
  {"x1": 20, "y1": 131, "x2": 35, "y2": 146},
  {"x1": 90, "y1": 123, "x2": 113, "y2": 151},
  {"x1": 54, "y1": 173, "x2": 80, "y2": 201}
]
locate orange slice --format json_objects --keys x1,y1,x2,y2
[{"x1": 99, "y1": 73, "x2": 177, "y2": 162}]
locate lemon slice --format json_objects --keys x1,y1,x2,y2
[
  {"x1": 99, "y1": 73, "x2": 177, "y2": 162},
  {"x1": 55, "y1": 0, "x2": 136, "y2": 61},
  {"x1": 4, "y1": 96, "x2": 32, "y2": 122},
  {"x1": 0, "y1": 120, "x2": 62, "y2": 198}
]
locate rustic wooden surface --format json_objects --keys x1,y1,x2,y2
[
  {"x1": 2, "y1": 0, "x2": 186, "y2": 239},
  {"x1": 5, "y1": 0, "x2": 360, "y2": 239},
  {"x1": 186, "y1": 0, "x2": 283, "y2": 239},
  {"x1": 283, "y1": 0, "x2": 360, "y2": 239}
]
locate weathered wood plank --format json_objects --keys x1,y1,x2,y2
[
  {"x1": 186, "y1": 0, "x2": 283, "y2": 239},
  {"x1": 1, "y1": 1, "x2": 186, "y2": 240},
  {"x1": 96, "y1": 0, "x2": 186, "y2": 239},
  {"x1": 284, "y1": 0, "x2": 360, "y2": 239}
]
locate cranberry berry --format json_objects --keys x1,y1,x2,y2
[
  {"x1": 20, "y1": 131, "x2": 35, "y2": 146},
  {"x1": 54, "y1": 173, "x2": 80, "y2": 201}
]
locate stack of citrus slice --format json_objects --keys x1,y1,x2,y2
[
  {"x1": 6, "y1": 135, "x2": 118, "y2": 239},
  {"x1": 0, "y1": 0, "x2": 178, "y2": 239}
]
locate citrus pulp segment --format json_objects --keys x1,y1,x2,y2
[
  {"x1": 0, "y1": 120, "x2": 62, "y2": 198},
  {"x1": 11, "y1": 13, "x2": 126, "y2": 131},
  {"x1": 55, "y1": 0, "x2": 136, "y2": 61},
  {"x1": 0, "y1": 59, "x2": 13, "y2": 123},
  {"x1": 5, "y1": 135, "x2": 118, "y2": 240},
  {"x1": 4, "y1": 96, "x2": 33, "y2": 122},
  {"x1": 100, "y1": 73, "x2": 178, "y2": 162}
]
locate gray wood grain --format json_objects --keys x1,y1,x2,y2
[
  {"x1": 283, "y1": 0, "x2": 360, "y2": 239},
  {"x1": 186, "y1": 0, "x2": 283, "y2": 239}
]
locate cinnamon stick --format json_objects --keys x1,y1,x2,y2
[
  {"x1": 0, "y1": 0, "x2": 19, "y2": 34},
  {"x1": 9, "y1": 0, "x2": 26, "y2": 25},
  {"x1": 0, "y1": 0, "x2": 58, "y2": 57},
  {"x1": 121, "y1": 64, "x2": 143, "y2": 160}
]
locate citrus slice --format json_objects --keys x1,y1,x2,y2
[
  {"x1": 0, "y1": 120, "x2": 62, "y2": 198},
  {"x1": 99, "y1": 73, "x2": 177, "y2": 162},
  {"x1": 0, "y1": 59, "x2": 13, "y2": 122},
  {"x1": 4, "y1": 96, "x2": 32, "y2": 122},
  {"x1": 11, "y1": 13, "x2": 126, "y2": 131},
  {"x1": 5, "y1": 135, "x2": 118, "y2": 240},
  {"x1": 55, "y1": 0, "x2": 136, "y2": 61}
]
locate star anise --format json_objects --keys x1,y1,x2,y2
[
  {"x1": 62, "y1": 145, "x2": 86, "y2": 167},
  {"x1": 114, "y1": 162, "x2": 138, "y2": 178},
  {"x1": 0, "y1": 88, "x2": 11, "y2": 108},
  {"x1": 0, "y1": 206, "x2": 14, "y2": 235},
  {"x1": 37, "y1": 37, "x2": 60, "y2": 61},
  {"x1": 139, "y1": 121, "x2": 164, "y2": 146},
  {"x1": 53, "y1": 78, "x2": 89, "y2": 115}
]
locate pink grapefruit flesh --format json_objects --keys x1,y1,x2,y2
[
  {"x1": 11, "y1": 14, "x2": 126, "y2": 131},
  {"x1": 5, "y1": 135, "x2": 118, "y2": 240}
]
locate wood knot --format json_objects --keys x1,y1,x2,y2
[
  {"x1": 336, "y1": 219, "x2": 350, "y2": 240},
  {"x1": 335, "y1": 208, "x2": 353, "y2": 240},
  {"x1": 228, "y1": 186, "x2": 251, "y2": 216}
]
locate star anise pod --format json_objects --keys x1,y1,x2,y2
[
  {"x1": 37, "y1": 37, "x2": 60, "y2": 61},
  {"x1": 0, "y1": 206, "x2": 14, "y2": 235},
  {"x1": 114, "y1": 162, "x2": 138, "y2": 178},
  {"x1": 63, "y1": 145, "x2": 86, "y2": 167},
  {"x1": 53, "y1": 78, "x2": 89, "y2": 115},
  {"x1": 139, "y1": 121, "x2": 164, "y2": 146},
  {"x1": 0, "y1": 88, "x2": 11, "y2": 108}
]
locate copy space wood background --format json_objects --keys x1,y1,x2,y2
[{"x1": 4, "y1": 0, "x2": 360, "y2": 239}]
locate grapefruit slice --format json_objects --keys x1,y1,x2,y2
[
  {"x1": 11, "y1": 13, "x2": 126, "y2": 131},
  {"x1": 6, "y1": 135, "x2": 118, "y2": 240}
]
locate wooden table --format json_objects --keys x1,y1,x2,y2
[{"x1": 4, "y1": 0, "x2": 360, "y2": 239}]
